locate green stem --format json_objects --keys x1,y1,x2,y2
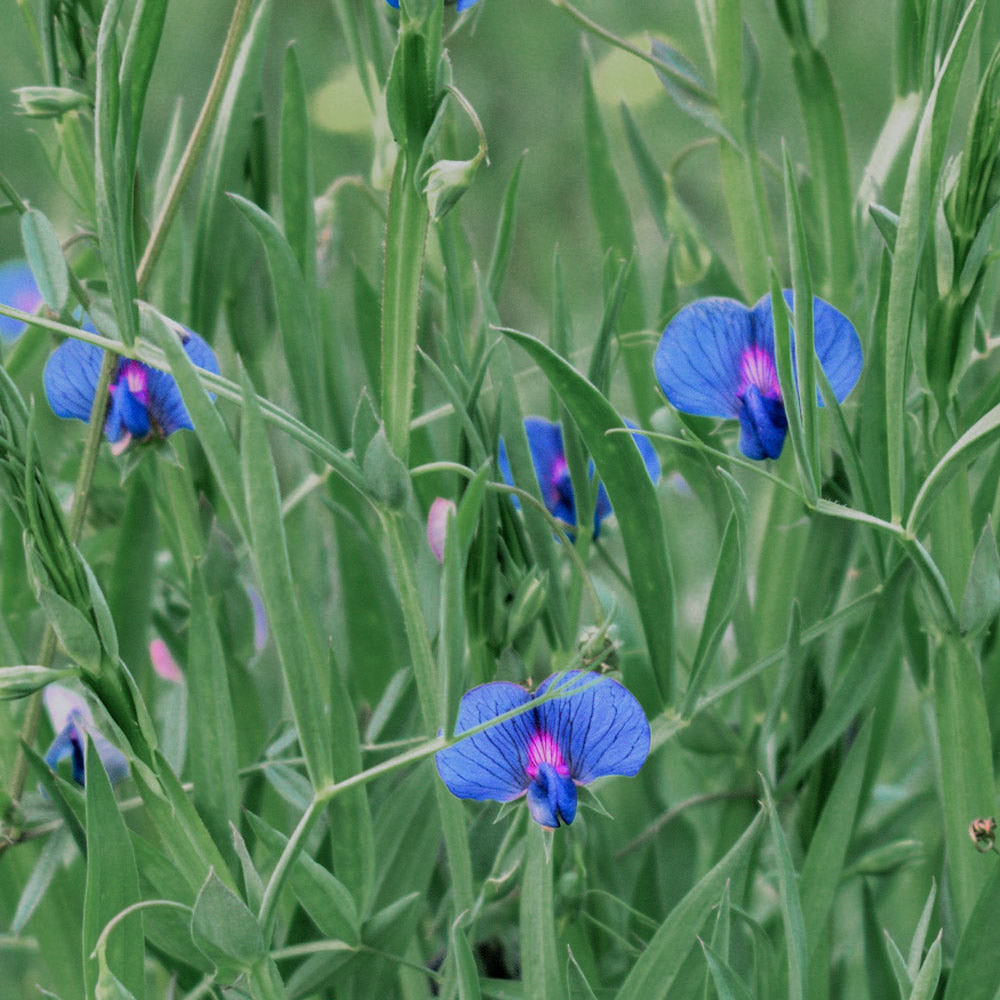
[
  {"x1": 135, "y1": 0, "x2": 255, "y2": 293},
  {"x1": 381, "y1": 154, "x2": 430, "y2": 461},
  {"x1": 548, "y1": 0, "x2": 715, "y2": 104}
]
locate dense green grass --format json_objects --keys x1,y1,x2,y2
[{"x1": 2, "y1": 0, "x2": 1000, "y2": 998}]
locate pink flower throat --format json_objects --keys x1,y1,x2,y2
[
  {"x1": 738, "y1": 345, "x2": 779, "y2": 398},
  {"x1": 526, "y1": 730, "x2": 570, "y2": 780}
]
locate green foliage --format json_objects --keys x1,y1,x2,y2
[{"x1": 3, "y1": 1, "x2": 1000, "y2": 998}]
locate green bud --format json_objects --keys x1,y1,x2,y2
[
  {"x1": 14, "y1": 85, "x2": 91, "y2": 118},
  {"x1": 0, "y1": 664, "x2": 78, "y2": 700},
  {"x1": 423, "y1": 154, "x2": 483, "y2": 221},
  {"x1": 505, "y1": 570, "x2": 548, "y2": 646}
]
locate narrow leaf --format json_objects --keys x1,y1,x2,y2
[{"x1": 84, "y1": 736, "x2": 145, "y2": 1000}]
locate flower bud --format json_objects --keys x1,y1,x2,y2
[
  {"x1": 14, "y1": 86, "x2": 91, "y2": 118},
  {"x1": 423, "y1": 154, "x2": 483, "y2": 221}
]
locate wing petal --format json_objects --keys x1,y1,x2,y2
[
  {"x1": 654, "y1": 298, "x2": 753, "y2": 418},
  {"x1": 43, "y1": 338, "x2": 106, "y2": 423},
  {"x1": 534, "y1": 671, "x2": 650, "y2": 784},
  {"x1": 435, "y1": 682, "x2": 536, "y2": 802}
]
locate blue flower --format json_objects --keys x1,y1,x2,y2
[
  {"x1": 498, "y1": 417, "x2": 660, "y2": 538},
  {"x1": 43, "y1": 684, "x2": 129, "y2": 786},
  {"x1": 435, "y1": 670, "x2": 650, "y2": 828},
  {"x1": 43, "y1": 327, "x2": 219, "y2": 453},
  {"x1": 654, "y1": 291, "x2": 863, "y2": 460},
  {"x1": 0, "y1": 261, "x2": 42, "y2": 341},
  {"x1": 385, "y1": 0, "x2": 480, "y2": 9}
]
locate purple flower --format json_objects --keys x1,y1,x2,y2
[
  {"x1": 654, "y1": 291, "x2": 862, "y2": 460},
  {"x1": 435, "y1": 670, "x2": 650, "y2": 828},
  {"x1": 498, "y1": 417, "x2": 660, "y2": 538},
  {"x1": 0, "y1": 261, "x2": 42, "y2": 341},
  {"x1": 43, "y1": 326, "x2": 219, "y2": 454},
  {"x1": 43, "y1": 684, "x2": 129, "y2": 786}
]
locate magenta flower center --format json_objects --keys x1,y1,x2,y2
[
  {"x1": 116, "y1": 361, "x2": 149, "y2": 404},
  {"x1": 526, "y1": 730, "x2": 570, "y2": 780},
  {"x1": 738, "y1": 345, "x2": 780, "y2": 399}
]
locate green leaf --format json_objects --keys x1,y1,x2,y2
[
  {"x1": 450, "y1": 918, "x2": 483, "y2": 1000},
  {"x1": 246, "y1": 812, "x2": 360, "y2": 946},
  {"x1": 769, "y1": 265, "x2": 816, "y2": 503},
  {"x1": 503, "y1": 328, "x2": 674, "y2": 711},
  {"x1": 82, "y1": 560, "x2": 119, "y2": 664},
  {"x1": 486, "y1": 152, "x2": 526, "y2": 304},
  {"x1": 581, "y1": 59, "x2": 655, "y2": 423},
  {"x1": 932, "y1": 636, "x2": 996, "y2": 933},
  {"x1": 94, "y1": 0, "x2": 138, "y2": 346},
  {"x1": 942, "y1": 860, "x2": 1000, "y2": 1000},
  {"x1": 567, "y1": 948, "x2": 600, "y2": 1000},
  {"x1": 20, "y1": 208, "x2": 69, "y2": 312},
  {"x1": 700, "y1": 939, "x2": 756, "y2": 1000},
  {"x1": 35, "y1": 587, "x2": 101, "y2": 673},
  {"x1": 614, "y1": 810, "x2": 765, "y2": 1000},
  {"x1": 147, "y1": 308, "x2": 249, "y2": 539},
  {"x1": 681, "y1": 505, "x2": 744, "y2": 716},
  {"x1": 362, "y1": 424, "x2": 412, "y2": 510},
  {"x1": 777, "y1": 565, "x2": 906, "y2": 793},
  {"x1": 907, "y1": 931, "x2": 942, "y2": 1000},
  {"x1": 121, "y1": 0, "x2": 169, "y2": 171},
  {"x1": 868, "y1": 204, "x2": 900, "y2": 253},
  {"x1": 190, "y1": 0, "x2": 272, "y2": 337},
  {"x1": 762, "y1": 781, "x2": 807, "y2": 1000},
  {"x1": 190, "y1": 869, "x2": 266, "y2": 982},
  {"x1": 521, "y1": 824, "x2": 567, "y2": 1000},
  {"x1": 798, "y1": 718, "x2": 873, "y2": 971},
  {"x1": 789, "y1": 47, "x2": 855, "y2": 301},
  {"x1": 229, "y1": 193, "x2": 325, "y2": 430},
  {"x1": 961, "y1": 519, "x2": 1000, "y2": 636},
  {"x1": 84, "y1": 737, "x2": 145, "y2": 1000},
  {"x1": 884, "y1": 0, "x2": 990, "y2": 521},
  {"x1": 906, "y1": 881, "x2": 938, "y2": 982},
  {"x1": 784, "y1": 143, "x2": 821, "y2": 485},
  {"x1": 280, "y1": 44, "x2": 317, "y2": 288},
  {"x1": 187, "y1": 562, "x2": 240, "y2": 861},
  {"x1": 649, "y1": 39, "x2": 731, "y2": 145},
  {"x1": 620, "y1": 102, "x2": 669, "y2": 240},
  {"x1": 908, "y1": 400, "x2": 1000, "y2": 535},
  {"x1": 239, "y1": 366, "x2": 333, "y2": 789},
  {"x1": 10, "y1": 826, "x2": 71, "y2": 933},
  {"x1": 439, "y1": 505, "x2": 466, "y2": 737}
]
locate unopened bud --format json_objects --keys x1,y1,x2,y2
[
  {"x1": 423, "y1": 154, "x2": 483, "y2": 221},
  {"x1": 15, "y1": 86, "x2": 91, "y2": 118}
]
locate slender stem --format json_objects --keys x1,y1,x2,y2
[
  {"x1": 615, "y1": 789, "x2": 760, "y2": 858},
  {"x1": 547, "y1": 0, "x2": 716, "y2": 105},
  {"x1": 135, "y1": 0, "x2": 255, "y2": 292}
]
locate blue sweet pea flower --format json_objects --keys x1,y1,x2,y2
[
  {"x1": 435, "y1": 670, "x2": 650, "y2": 828},
  {"x1": 0, "y1": 261, "x2": 42, "y2": 341},
  {"x1": 43, "y1": 684, "x2": 129, "y2": 786},
  {"x1": 43, "y1": 326, "x2": 219, "y2": 454},
  {"x1": 499, "y1": 417, "x2": 660, "y2": 538},
  {"x1": 654, "y1": 291, "x2": 863, "y2": 460}
]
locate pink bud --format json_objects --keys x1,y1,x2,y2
[
  {"x1": 427, "y1": 497, "x2": 456, "y2": 563},
  {"x1": 150, "y1": 638, "x2": 183, "y2": 683}
]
